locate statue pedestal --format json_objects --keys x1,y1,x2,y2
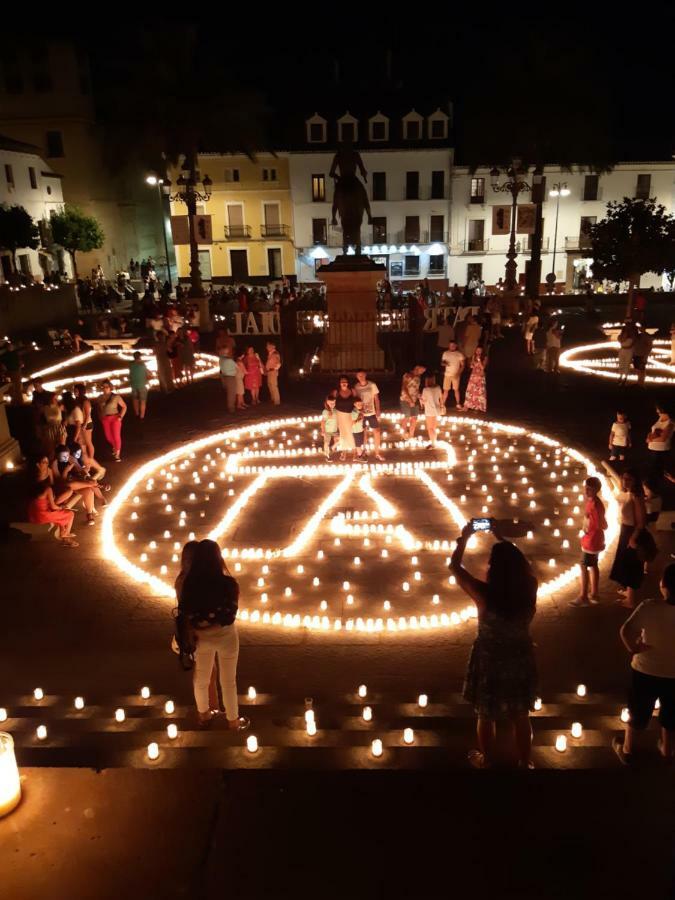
[
  {"x1": 317, "y1": 256, "x2": 386, "y2": 372},
  {"x1": 0, "y1": 385, "x2": 21, "y2": 472}
]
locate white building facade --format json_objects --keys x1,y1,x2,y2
[
  {"x1": 0, "y1": 135, "x2": 71, "y2": 283},
  {"x1": 449, "y1": 162, "x2": 675, "y2": 292},
  {"x1": 289, "y1": 107, "x2": 453, "y2": 285}
]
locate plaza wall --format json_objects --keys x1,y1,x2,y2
[{"x1": 0, "y1": 284, "x2": 77, "y2": 337}]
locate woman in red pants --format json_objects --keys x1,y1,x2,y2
[{"x1": 97, "y1": 379, "x2": 127, "y2": 462}]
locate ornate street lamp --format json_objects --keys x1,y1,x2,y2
[
  {"x1": 491, "y1": 162, "x2": 531, "y2": 294},
  {"x1": 145, "y1": 174, "x2": 173, "y2": 289},
  {"x1": 546, "y1": 182, "x2": 570, "y2": 292},
  {"x1": 163, "y1": 166, "x2": 213, "y2": 329}
]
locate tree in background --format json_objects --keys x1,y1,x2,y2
[
  {"x1": 0, "y1": 205, "x2": 39, "y2": 274},
  {"x1": 590, "y1": 198, "x2": 675, "y2": 315},
  {"x1": 50, "y1": 206, "x2": 104, "y2": 278}
]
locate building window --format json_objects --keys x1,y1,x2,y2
[
  {"x1": 405, "y1": 120, "x2": 421, "y2": 140},
  {"x1": 430, "y1": 215, "x2": 445, "y2": 242},
  {"x1": 406, "y1": 172, "x2": 419, "y2": 200},
  {"x1": 430, "y1": 118, "x2": 446, "y2": 139},
  {"x1": 46, "y1": 130, "x2": 64, "y2": 158},
  {"x1": 583, "y1": 175, "x2": 598, "y2": 201},
  {"x1": 262, "y1": 168, "x2": 277, "y2": 182},
  {"x1": 431, "y1": 171, "x2": 445, "y2": 200},
  {"x1": 429, "y1": 254, "x2": 445, "y2": 273},
  {"x1": 467, "y1": 263, "x2": 483, "y2": 282},
  {"x1": 4, "y1": 164, "x2": 14, "y2": 188},
  {"x1": 404, "y1": 216, "x2": 420, "y2": 243},
  {"x1": 311, "y1": 174, "x2": 326, "y2": 202},
  {"x1": 372, "y1": 217, "x2": 387, "y2": 243},
  {"x1": 579, "y1": 216, "x2": 596, "y2": 248},
  {"x1": 635, "y1": 174, "x2": 651, "y2": 200},
  {"x1": 404, "y1": 255, "x2": 420, "y2": 275},
  {"x1": 309, "y1": 122, "x2": 326, "y2": 143},
  {"x1": 224, "y1": 168, "x2": 240, "y2": 183},
  {"x1": 372, "y1": 172, "x2": 386, "y2": 201},
  {"x1": 28, "y1": 167, "x2": 37, "y2": 189},
  {"x1": 312, "y1": 218, "x2": 327, "y2": 244},
  {"x1": 470, "y1": 178, "x2": 485, "y2": 203},
  {"x1": 18, "y1": 254, "x2": 33, "y2": 276},
  {"x1": 468, "y1": 220, "x2": 485, "y2": 251},
  {"x1": 339, "y1": 121, "x2": 356, "y2": 143},
  {"x1": 371, "y1": 120, "x2": 386, "y2": 140}
]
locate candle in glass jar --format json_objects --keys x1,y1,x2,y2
[{"x1": 0, "y1": 733, "x2": 21, "y2": 817}]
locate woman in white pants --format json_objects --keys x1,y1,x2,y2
[{"x1": 178, "y1": 539, "x2": 250, "y2": 730}]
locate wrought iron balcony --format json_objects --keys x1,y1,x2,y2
[
  {"x1": 260, "y1": 224, "x2": 290, "y2": 238},
  {"x1": 224, "y1": 225, "x2": 252, "y2": 240}
]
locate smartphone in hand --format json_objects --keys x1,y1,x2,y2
[{"x1": 470, "y1": 517, "x2": 493, "y2": 533}]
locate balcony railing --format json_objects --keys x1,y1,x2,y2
[
  {"x1": 565, "y1": 236, "x2": 592, "y2": 251},
  {"x1": 224, "y1": 225, "x2": 252, "y2": 240},
  {"x1": 516, "y1": 237, "x2": 550, "y2": 253},
  {"x1": 260, "y1": 224, "x2": 290, "y2": 238},
  {"x1": 469, "y1": 194, "x2": 485, "y2": 205},
  {"x1": 460, "y1": 239, "x2": 489, "y2": 253}
]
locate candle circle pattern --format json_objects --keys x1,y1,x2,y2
[
  {"x1": 559, "y1": 338, "x2": 675, "y2": 386},
  {"x1": 103, "y1": 415, "x2": 619, "y2": 634}
]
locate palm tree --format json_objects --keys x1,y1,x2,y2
[{"x1": 94, "y1": 25, "x2": 270, "y2": 327}]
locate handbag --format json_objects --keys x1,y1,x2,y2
[
  {"x1": 172, "y1": 607, "x2": 196, "y2": 671},
  {"x1": 635, "y1": 528, "x2": 658, "y2": 563}
]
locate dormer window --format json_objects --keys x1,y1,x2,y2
[
  {"x1": 369, "y1": 112, "x2": 389, "y2": 142},
  {"x1": 428, "y1": 109, "x2": 449, "y2": 140},
  {"x1": 337, "y1": 112, "x2": 358, "y2": 144},
  {"x1": 306, "y1": 113, "x2": 327, "y2": 143},
  {"x1": 403, "y1": 110, "x2": 424, "y2": 141}
]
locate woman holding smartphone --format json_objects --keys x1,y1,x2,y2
[{"x1": 450, "y1": 519, "x2": 539, "y2": 769}]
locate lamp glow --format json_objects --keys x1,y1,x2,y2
[
  {"x1": 147, "y1": 742, "x2": 160, "y2": 760},
  {"x1": 0, "y1": 733, "x2": 21, "y2": 816}
]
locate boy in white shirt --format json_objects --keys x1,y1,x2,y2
[
  {"x1": 609, "y1": 410, "x2": 631, "y2": 461},
  {"x1": 441, "y1": 340, "x2": 465, "y2": 411}
]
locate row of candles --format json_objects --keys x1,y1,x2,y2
[{"x1": 559, "y1": 339, "x2": 675, "y2": 384}]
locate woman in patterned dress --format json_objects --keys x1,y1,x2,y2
[
  {"x1": 463, "y1": 346, "x2": 487, "y2": 413},
  {"x1": 450, "y1": 520, "x2": 538, "y2": 769}
]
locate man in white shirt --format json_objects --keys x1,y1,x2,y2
[
  {"x1": 441, "y1": 340, "x2": 465, "y2": 410},
  {"x1": 353, "y1": 369, "x2": 384, "y2": 460}
]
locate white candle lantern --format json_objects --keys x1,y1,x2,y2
[
  {"x1": 36, "y1": 725, "x2": 47, "y2": 741},
  {"x1": 571, "y1": 722, "x2": 583, "y2": 739},
  {"x1": 362, "y1": 706, "x2": 373, "y2": 722},
  {"x1": 576, "y1": 684, "x2": 587, "y2": 698},
  {"x1": 403, "y1": 728, "x2": 414, "y2": 745},
  {"x1": 246, "y1": 735, "x2": 259, "y2": 753},
  {"x1": 164, "y1": 700, "x2": 175, "y2": 715},
  {"x1": 534, "y1": 698, "x2": 542, "y2": 711},
  {"x1": 167, "y1": 724, "x2": 178, "y2": 740},
  {"x1": 358, "y1": 684, "x2": 367, "y2": 699},
  {"x1": 33, "y1": 688, "x2": 44, "y2": 701},
  {"x1": 418, "y1": 694, "x2": 428, "y2": 708},
  {"x1": 140, "y1": 686, "x2": 151, "y2": 700},
  {"x1": 74, "y1": 697, "x2": 85, "y2": 710},
  {"x1": 371, "y1": 738, "x2": 383, "y2": 758},
  {"x1": 147, "y1": 742, "x2": 160, "y2": 761},
  {"x1": 306, "y1": 720, "x2": 317, "y2": 736},
  {"x1": 0, "y1": 710, "x2": 7, "y2": 723},
  {"x1": 555, "y1": 735, "x2": 567, "y2": 752},
  {"x1": 115, "y1": 708, "x2": 126, "y2": 723},
  {"x1": 0, "y1": 733, "x2": 21, "y2": 817},
  {"x1": 620, "y1": 707, "x2": 630, "y2": 723},
  {"x1": 247, "y1": 686, "x2": 257, "y2": 701}
]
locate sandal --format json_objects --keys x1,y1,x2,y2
[
  {"x1": 197, "y1": 710, "x2": 215, "y2": 728},
  {"x1": 61, "y1": 537, "x2": 79, "y2": 548},
  {"x1": 228, "y1": 716, "x2": 251, "y2": 732},
  {"x1": 467, "y1": 749, "x2": 490, "y2": 769}
]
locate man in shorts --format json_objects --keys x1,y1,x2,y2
[
  {"x1": 400, "y1": 364, "x2": 426, "y2": 440},
  {"x1": 353, "y1": 368, "x2": 384, "y2": 460},
  {"x1": 441, "y1": 340, "x2": 465, "y2": 411},
  {"x1": 128, "y1": 351, "x2": 150, "y2": 419}
]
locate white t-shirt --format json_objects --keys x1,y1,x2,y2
[
  {"x1": 441, "y1": 349, "x2": 464, "y2": 377},
  {"x1": 647, "y1": 416, "x2": 673, "y2": 452},
  {"x1": 353, "y1": 381, "x2": 379, "y2": 417},
  {"x1": 610, "y1": 421, "x2": 631, "y2": 447},
  {"x1": 422, "y1": 386, "x2": 444, "y2": 417},
  {"x1": 546, "y1": 328, "x2": 561, "y2": 349},
  {"x1": 626, "y1": 600, "x2": 675, "y2": 678}
]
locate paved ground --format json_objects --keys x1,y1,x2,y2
[{"x1": 2, "y1": 317, "x2": 675, "y2": 898}]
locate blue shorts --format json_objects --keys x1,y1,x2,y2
[
  {"x1": 363, "y1": 415, "x2": 379, "y2": 429},
  {"x1": 354, "y1": 431, "x2": 364, "y2": 448},
  {"x1": 400, "y1": 401, "x2": 421, "y2": 417}
]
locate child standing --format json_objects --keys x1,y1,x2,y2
[
  {"x1": 609, "y1": 411, "x2": 631, "y2": 461},
  {"x1": 570, "y1": 476, "x2": 607, "y2": 607},
  {"x1": 320, "y1": 394, "x2": 338, "y2": 460},
  {"x1": 352, "y1": 399, "x2": 365, "y2": 459},
  {"x1": 421, "y1": 374, "x2": 444, "y2": 447}
]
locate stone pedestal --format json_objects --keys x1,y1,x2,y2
[
  {"x1": 0, "y1": 385, "x2": 21, "y2": 473},
  {"x1": 317, "y1": 256, "x2": 386, "y2": 372}
]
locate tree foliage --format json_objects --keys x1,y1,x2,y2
[
  {"x1": 50, "y1": 205, "x2": 104, "y2": 276},
  {"x1": 589, "y1": 198, "x2": 675, "y2": 284},
  {"x1": 0, "y1": 204, "x2": 39, "y2": 268}
]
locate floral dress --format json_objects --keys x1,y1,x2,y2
[
  {"x1": 463, "y1": 609, "x2": 538, "y2": 719},
  {"x1": 464, "y1": 358, "x2": 487, "y2": 412}
]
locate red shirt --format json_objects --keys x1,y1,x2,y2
[{"x1": 581, "y1": 496, "x2": 607, "y2": 553}]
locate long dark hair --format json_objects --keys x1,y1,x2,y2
[
  {"x1": 622, "y1": 468, "x2": 644, "y2": 498},
  {"x1": 180, "y1": 539, "x2": 234, "y2": 613},
  {"x1": 485, "y1": 541, "x2": 537, "y2": 621}
]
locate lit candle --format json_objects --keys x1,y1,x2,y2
[
  {"x1": 571, "y1": 722, "x2": 583, "y2": 739},
  {"x1": 164, "y1": 700, "x2": 175, "y2": 715},
  {"x1": 246, "y1": 735, "x2": 259, "y2": 753},
  {"x1": 576, "y1": 684, "x2": 587, "y2": 698},
  {"x1": 432, "y1": 594, "x2": 440, "y2": 605},
  {"x1": 371, "y1": 739, "x2": 383, "y2": 757},
  {"x1": 555, "y1": 735, "x2": 567, "y2": 752},
  {"x1": 115, "y1": 708, "x2": 126, "y2": 723},
  {"x1": 33, "y1": 688, "x2": 44, "y2": 701},
  {"x1": 403, "y1": 728, "x2": 414, "y2": 745},
  {"x1": 167, "y1": 724, "x2": 178, "y2": 740},
  {"x1": 620, "y1": 707, "x2": 630, "y2": 723},
  {"x1": 534, "y1": 697, "x2": 542, "y2": 711},
  {"x1": 313, "y1": 577, "x2": 320, "y2": 586},
  {"x1": 74, "y1": 697, "x2": 85, "y2": 710},
  {"x1": 247, "y1": 686, "x2": 257, "y2": 701},
  {"x1": 358, "y1": 684, "x2": 367, "y2": 699},
  {"x1": 36, "y1": 725, "x2": 47, "y2": 741},
  {"x1": 362, "y1": 706, "x2": 373, "y2": 722},
  {"x1": 418, "y1": 694, "x2": 428, "y2": 708},
  {"x1": 0, "y1": 710, "x2": 7, "y2": 723},
  {"x1": 0, "y1": 733, "x2": 21, "y2": 817},
  {"x1": 140, "y1": 686, "x2": 151, "y2": 699},
  {"x1": 306, "y1": 719, "x2": 317, "y2": 736},
  {"x1": 402, "y1": 582, "x2": 410, "y2": 592},
  {"x1": 147, "y1": 742, "x2": 160, "y2": 760}
]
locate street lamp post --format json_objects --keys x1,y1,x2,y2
[
  {"x1": 145, "y1": 175, "x2": 172, "y2": 290},
  {"x1": 163, "y1": 160, "x2": 213, "y2": 331},
  {"x1": 491, "y1": 163, "x2": 531, "y2": 296},
  {"x1": 546, "y1": 182, "x2": 570, "y2": 292}
]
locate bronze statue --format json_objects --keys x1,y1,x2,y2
[{"x1": 329, "y1": 142, "x2": 373, "y2": 255}]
